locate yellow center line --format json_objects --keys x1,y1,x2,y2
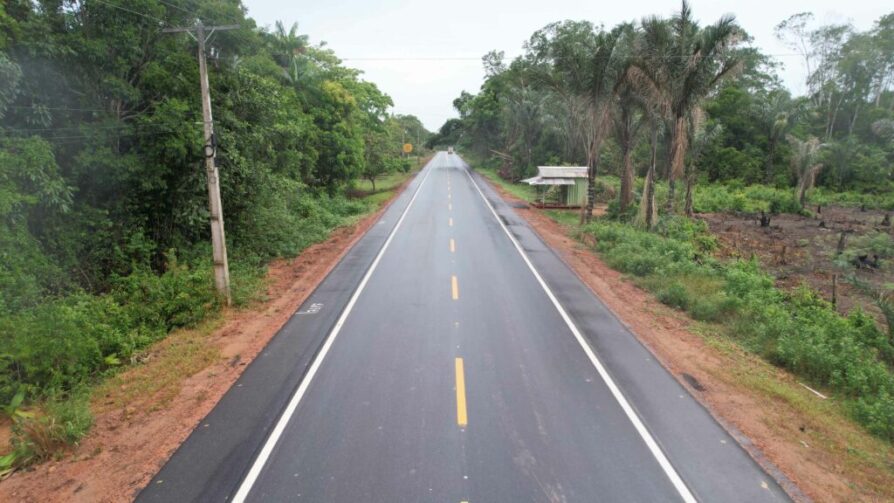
[
  {"x1": 451, "y1": 275, "x2": 459, "y2": 300},
  {"x1": 455, "y1": 357, "x2": 468, "y2": 426},
  {"x1": 450, "y1": 238, "x2": 455, "y2": 253},
  {"x1": 449, "y1": 217, "x2": 453, "y2": 227}
]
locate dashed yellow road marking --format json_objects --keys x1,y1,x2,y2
[
  {"x1": 451, "y1": 275, "x2": 459, "y2": 300},
  {"x1": 450, "y1": 238, "x2": 455, "y2": 253},
  {"x1": 455, "y1": 358, "x2": 467, "y2": 426}
]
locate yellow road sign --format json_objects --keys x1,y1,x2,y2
[{"x1": 402, "y1": 143, "x2": 413, "y2": 154}]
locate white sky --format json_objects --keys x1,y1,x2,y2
[{"x1": 243, "y1": 0, "x2": 888, "y2": 132}]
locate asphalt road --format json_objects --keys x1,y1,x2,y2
[{"x1": 139, "y1": 152, "x2": 792, "y2": 502}]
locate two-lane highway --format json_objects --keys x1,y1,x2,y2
[{"x1": 139, "y1": 153, "x2": 792, "y2": 502}]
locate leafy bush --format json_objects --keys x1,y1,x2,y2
[
  {"x1": 0, "y1": 253, "x2": 219, "y2": 404},
  {"x1": 691, "y1": 182, "x2": 801, "y2": 214},
  {"x1": 5, "y1": 392, "x2": 92, "y2": 469},
  {"x1": 578, "y1": 217, "x2": 894, "y2": 440}
]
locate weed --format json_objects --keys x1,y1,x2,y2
[{"x1": 577, "y1": 216, "x2": 894, "y2": 441}]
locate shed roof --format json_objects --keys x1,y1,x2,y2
[
  {"x1": 521, "y1": 176, "x2": 575, "y2": 186},
  {"x1": 537, "y1": 166, "x2": 587, "y2": 178}
]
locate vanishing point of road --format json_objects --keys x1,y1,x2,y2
[{"x1": 139, "y1": 153, "x2": 792, "y2": 502}]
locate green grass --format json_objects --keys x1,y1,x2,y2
[
  {"x1": 353, "y1": 170, "x2": 412, "y2": 194},
  {"x1": 0, "y1": 177, "x2": 411, "y2": 471},
  {"x1": 352, "y1": 169, "x2": 418, "y2": 208},
  {"x1": 544, "y1": 209, "x2": 580, "y2": 227},
  {"x1": 577, "y1": 217, "x2": 894, "y2": 441},
  {"x1": 475, "y1": 165, "x2": 894, "y2": 441},
  {"x1": 476, "y1": 166, "x2": 538, "y2": 201}
]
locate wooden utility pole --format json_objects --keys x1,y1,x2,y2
[{"x1": 164, "y1": 21, "x2": 239, "y2": 305}]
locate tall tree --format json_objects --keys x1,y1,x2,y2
[
  {"x1": 755, "y1": 89, "x2": 805, "y2": 183},
  {"x1": 613, "y1": 77, "x2": 646, "y2": 212},
  {"x1": 630, "y1": 1, "x2": 742, "y2": 212},
  {"x1": 527, "y1": 21, "x2": 627, "y2": 223},
  {"x1": 789, "y1": 135, "x2": 823, "y2": 207}
]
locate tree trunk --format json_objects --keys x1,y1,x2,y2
[
  {"x1": 684, "y1": 169, "x2": 694, "y2": 217},
  {"x1": 619, "y1": 143, "x2": 634, "y2": 212},
  {"x1": 667, "y1": 115, "x2": 687, "y2": 213},
  {"x1": 643, "y1": 126, "x2": 659, "y2": 229},
  {"x1": 580, "y1": 142, "x2": 595, "y2": 225},
  {"x1": 764, "y1": 137, "x2": 777, "y2": 185},
  {"x1": 584, "y1": 151, "x2": 599, "y2": 224}
]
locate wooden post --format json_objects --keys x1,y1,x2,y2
[
  {"x1": 165, "y1": 22, "x2": 240, "y2": 305},
  {"x1": 196, "y1": 23, "x2": 231, "y2": 305},
  {"x1": 832, "y1": 274, "x2": 838, "y2": 306}
]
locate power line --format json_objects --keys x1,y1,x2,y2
[
  {"x1": 154, "y1": 0, "x2": 194, "y2": 17},
  {"x1": 2, "y1": 120, "x2": 181, "y2": 134},
  {"x1": 91, "y1": 0, "x2": 166, "y2": 25},
  {"x1": 5, "y1": 105, "x2": 110, "y2": 112},
  {"x1": 338, "y1": 52, "x2": 805, "y2": 62}
]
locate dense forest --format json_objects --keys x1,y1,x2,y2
[
  {"x1": 431, "y1": 3, "x2": 894, "y2": 442},
  {"x1": 0, "y1": 0, "x2": 428, "y2": 468},
  {"x1": 431, "y1": 6, "x2": 894, "y2": 216}
]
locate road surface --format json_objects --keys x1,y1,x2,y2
[{"x1": 139, "y1": 153, "x2": 791, "y2": 502}]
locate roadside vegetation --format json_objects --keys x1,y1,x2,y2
[
  {"x1": 440, "y1": 1, "x2": 894, "y2": 449},
  {"x1": 0, "y1": 1, "x2": 431, "y2": 473}
]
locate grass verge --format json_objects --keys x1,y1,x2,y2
[{"x1": 0, "y1": 169, "x2": 418, "y2": 475}]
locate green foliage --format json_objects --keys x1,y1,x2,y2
[
  {"x1": 0, "y1": 1, "x2": 429, "y2": 455},
  {"x1": 578, "y1": 217, "x2": 894, "y2": 440},
  {"x1": 691, "y1": 181, "x2": 802, "y2": 214},
  {"x1": 6, "y1": 392, "x2": 92, "y2": 469},
  {"x1": 0, "y1": 253, "x2": 218, "y2": 404}
]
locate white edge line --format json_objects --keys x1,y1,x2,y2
[
  {"x1": 232, "y1": 158, "x2": 436, "y2": 503},
  {"x1": 463, "y1": 163, "x2": 698, "y2": 503}
]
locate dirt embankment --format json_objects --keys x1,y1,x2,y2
[
  {"x1": 0, "y1": 177, "x2": 414, "y2": 503},
  {"x1": 485, "y1": 179, "x2": 894, "y2": 503}
]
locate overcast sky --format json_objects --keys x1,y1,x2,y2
[{"x1": 243, "y1": 0, "x2": 888, "y2": 132}]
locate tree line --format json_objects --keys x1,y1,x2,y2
[
  {"x1": 429, "y1": 2, "x2": 894, "y2": 226},
  {"x1": 0, "y1": 0, "x2": 429, "y2": 314},
  {"x1": 0, "y1": 0, "x2": 431, "y2": 439}
]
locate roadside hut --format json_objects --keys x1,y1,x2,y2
[{"x1": 521, "y1": 166, "x2": 588, "y2": 208}]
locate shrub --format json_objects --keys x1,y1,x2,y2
[
  {"x1": 657, "y1": 282, "x2": 690, "y2": 310},
  {"x1": 576, "y1": 215, "x2": 894, "y2": 441}
]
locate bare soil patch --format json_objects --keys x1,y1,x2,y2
[
  {"x1": 484, "y1": 177, "x2": 894, "y2": 503},
  {"x1": 0, "y1": 177, "x2": 413, "y2": 503},
  {"x1": 700, "y1": 207, "x2": 894, "y2": 323}
]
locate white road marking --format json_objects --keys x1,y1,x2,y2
[
  {"x1": 231, "y1": 161, "x2": 435, "y2": 503},
  {"x1": 463, "y1": 165, "x2": 697, "y2": 503}
]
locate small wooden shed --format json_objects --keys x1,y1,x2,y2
[{"x1": 522, "y1": 166, "x2": 588, "y2": 208}]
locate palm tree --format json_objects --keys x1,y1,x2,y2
[
  {"x1": 788, "y1": 135, "x2": 823, "y2": 207},
  {"x1": 613, "y1": 81, "x2": 646, "y2": 213},
  {"x1": 683, "y1": 111, "x2": 722, "y2": 216},
  {"x1": 630, "y1": 1, "x2": 742, "y2": 213},
  {"x1": 636, "y1": 100, "x2": 665, "y2": 229},
  {"x1": 272, "y1": 21, "x2": 310, "y2": 85},
  {"x1": 527, "y1": 21, "x2": 627, "y2": 223},
  {"x1": 756, "y1": 90, "x2": 804, "y2": 183}
]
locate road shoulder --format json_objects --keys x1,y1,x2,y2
[
  {"x1": 476, "y1": 172, "x2": 894, "y2": 503},
  {"x1": 0, "y1": 173, "x2": 420, "y2": 503}
]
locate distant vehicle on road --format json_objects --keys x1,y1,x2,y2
[{"x1": 447, "y1": 146, "x2": 454, "y2": 154}]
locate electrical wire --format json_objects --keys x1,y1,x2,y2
[
  {"x1": 2, "y1": 121, "x2": 182, "y2": 134},
  {"x1": 5, "y1": 105, "x2": 112, "y2": 112},
  {"x1": 91, "y1": 0, "x2": 166, "y2": 25}
]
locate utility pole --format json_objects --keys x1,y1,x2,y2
[{"x1": 164, "y1": 21, "x2": 239, "y2": 305}]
